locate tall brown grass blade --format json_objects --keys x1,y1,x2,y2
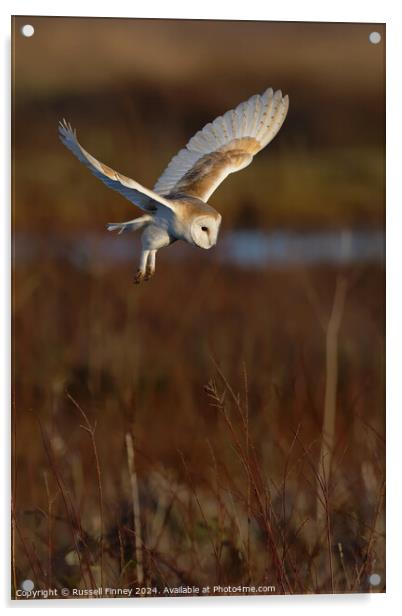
[
  {"x1": 125, "y1": 432, "x2": 144, "y2": 585},
  {"x1": 317, "y1": 275, "x2": 348, "y2": 521},
  {"x1": 315, "y1": 275, "x2": 348, "y2": 592}
]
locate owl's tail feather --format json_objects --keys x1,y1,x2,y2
[{"x1": 107, "y1": 214, "x2": 152, "y2": 235}]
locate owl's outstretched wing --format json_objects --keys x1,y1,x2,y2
[
  {"x1": 153, "y1": 88, "x2": 289, "y2": 203},
  {"x1": 58, "y1": 120, "x2": 175, "y2": 214}
]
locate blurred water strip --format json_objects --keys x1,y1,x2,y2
[
  {"x1": 13, "y1": 229, "x2": 385, "y2": 269},
  {"x1": 219, "y1": 229, "x2": 384, "y2": 266}
]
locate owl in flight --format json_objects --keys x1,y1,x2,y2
[{"x1": 59, "y1": 87, "x2": 289, "y2": 283}]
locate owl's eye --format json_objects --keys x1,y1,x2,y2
[{"x1": 201, "y1": 226, "x2": 208, "y2": 232}]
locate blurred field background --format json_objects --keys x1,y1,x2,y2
[{"x1": 12, "y1": 17, "x2": 385, "y2": 596}]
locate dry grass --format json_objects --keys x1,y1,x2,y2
[{"x1": 12, "y1": 258, "x2": 385, "y2": 597}]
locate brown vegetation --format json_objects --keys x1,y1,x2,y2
[{"x1": 12, "y1": 259, "x2": 385, "y2": 595}]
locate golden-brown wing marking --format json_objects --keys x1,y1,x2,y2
[{"x1": 173, "y1": 138, "x2": 260, "y2": 201}]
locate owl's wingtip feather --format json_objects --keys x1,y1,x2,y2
[{"x1": 58, "y1": 118, "x2": 77, "y2": 141}]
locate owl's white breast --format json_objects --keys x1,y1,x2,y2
[{"x1": 141, "y1": 218, "x2": 173, "y2": 250}]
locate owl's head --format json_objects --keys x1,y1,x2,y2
[{"x1": 190, "y1": 214, "x2": 222, "y2": 249}]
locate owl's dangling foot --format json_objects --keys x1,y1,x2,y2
[
  {"x1": 134, "y1": 269, "x2": 145, "y2": 284},
  {"x1": 135, "y1": 249, "x2": 156, "y2": 284},
  {"x1": 144, "y1": 265, "x2": 155, "y2": 281}
]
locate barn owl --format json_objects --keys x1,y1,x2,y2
[{"x1": 59, "y1": 87, "x2": 289, "y2": 283}]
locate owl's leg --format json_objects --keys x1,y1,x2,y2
[
  {"x1": 144, "y1": 250, "x2": 156, "y2": 281},
  {"x1": 134, "y1": 249, "x2": 150, "y2": 284}
]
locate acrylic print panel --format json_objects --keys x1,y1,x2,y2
[{"x1": 11, "y1": 16, "x2": 385, "y2": 600}]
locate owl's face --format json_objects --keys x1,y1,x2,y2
[{"x1": 190, "y1": 215, "x2": 221, "y2": 249}]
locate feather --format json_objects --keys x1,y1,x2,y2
[
  {"x1": 153, "y1": 88, "x2": 289, "y2": 201},
  {"x1": 58, "y1": 120, "x2": 175, "y2": 214},
  {"x1": 107, "y1": 214, "x2": 152, "y2": 234}
]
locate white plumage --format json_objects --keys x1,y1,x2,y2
[{"x1": 59, "y1": 87, "x2": 289, "y2": 283}]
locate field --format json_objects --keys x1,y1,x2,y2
[
  {"x1": 12, "y1": 257, "x2": 385, "y2": 595},
  {"x1": 12, "y1": 17, "x2": 385, "y2": 597}
]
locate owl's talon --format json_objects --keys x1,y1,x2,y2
[
  {"x1": 134, "y1": 270, "x2": 144, "y2": 284},
  {"x1": 144, "y1": 266, "x2": 155, "y2": 281}
]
